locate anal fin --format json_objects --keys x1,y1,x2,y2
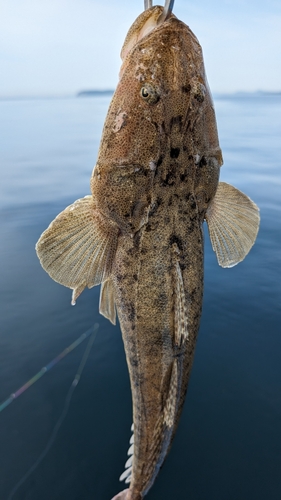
[{"x1": 119, "y1": 425, "x2": 134, "y2": 485}]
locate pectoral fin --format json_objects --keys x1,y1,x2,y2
[
  {"x1": 99, "y1": 279, "x2": 116, "y2": 325},
  {"x1": 36, "y1": 196, "x2": 119, "y2": 303},
  {"x1": 205, "y1": 182, "x2": 260, "y2": 268}
]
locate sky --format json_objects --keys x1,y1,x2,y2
[{"x1": 1, "y1": 0, "x2": 281, "y2": 97}]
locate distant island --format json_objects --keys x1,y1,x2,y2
[
  {"x1": 76, "y1": 89, "x2": 281, "y2": 100},
  {"x1": 77, "y1": 90, "x2": 114, "y2": 97}
]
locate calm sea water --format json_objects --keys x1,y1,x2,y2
[{"x1": 0, "y1": 93, "x2": 280, "y2": 500}]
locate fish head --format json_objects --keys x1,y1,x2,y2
[{"x1": 91, "y1": 6, "x2": 223, "y2": 231}]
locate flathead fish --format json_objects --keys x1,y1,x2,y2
[{"x1": 36, "y1": 5, "x2": 260, "y2": 500}]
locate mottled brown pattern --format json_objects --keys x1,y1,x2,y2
[
  {"x1": 97, "y1": 7, "x2": 221, "y2": 499},
  {"x1": 35, "y1": 6, "x2": 260, "y2": 500}
]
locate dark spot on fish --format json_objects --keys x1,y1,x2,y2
[
  {"x1": 161, "y1": 165, "x2": 177, "y2": 187},
  {"x1": 152, "y1": 121, "x2": 166, "y2": 135},
  {"x1": 173, "y1": 351, "x2": 184, "y2": 359},
  {"x1": 130, "y1": 356, "x2": 139, "y2": 368},
  {"x1": 180, "y1": 173, "x2": 187, "y2": 182},
  {"x1": 182, "y1": 85, "x2": 191, "y2": 93},
  {"x1": 179, "y1": 263, "x2": 186, "y2": 271},
  {"x1": 169, "y1": 234, "x2": 183, "y2": 251},
  {"x1": 170, "y1": 147, "x2": 180, "y2": 159},
  {"x1": 133, "y1": 232, "x2": 141, "y2": 249},
  {"x1": 164, "y1": 173, "x2": 175, "y2": 186},
  {"x1": 199, "y1": 156, "x2": 207, "y2": 168},
  {"x1": 185, "y1": 119, "x2": 191, "y2": 132},
  {"x1": 193, "y1": 83, "x2": 206, "y2": 103},
  {"x1": 156, "y1": 155, "x2": 164, "y2": 168},
  {"x1": 149, "y1": 197, "x2": 162, "y2": 215},
  {"x1": 145, "y1": 223, "x2": 152, "y2": 232},
  {"x1": 187, "y1": 225, "x2": 195, "y2": 235},
  {"x1": 189, "y1": 195, "x2": 197, "y2": 210},
  {"x1": 127, "y1": 302, "x2": 135, "y2": 322},
  {"x1": 126, "y1": 302, "x2": 136, "y2": 322},
  {"x1": 170, "y1": 115, "x2": 182, "y2": 132},
  {"x1": 194, "y1": 93, "x2": 204, "y2": 103},
  {"x1": 133, "y1": 274, "x2": 138, "y2": 281},
  {"x1": 158, "y1": 292, "x2": 167, "y2": 305}
]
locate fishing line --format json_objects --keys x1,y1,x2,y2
[
  {"x1": 0, "y1": 325, "x2": 98, "y2": 413},
  {"x1": 6, "y1": 323, "x2": 99, "y2": 500}
]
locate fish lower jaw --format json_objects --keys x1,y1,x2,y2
[{"x1": 111, "y1": 488, "x2": 142, "y2": 500}]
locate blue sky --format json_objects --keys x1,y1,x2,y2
[{"x1": 1, "y1": 0, "x2": 281, "y2": 96}]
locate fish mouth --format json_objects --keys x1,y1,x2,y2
[
  {"x1": 108, "y1": 160, "x2": 157, "y2": 173},
  {"x1": 110, "y1": 161, "x2": 144, "y2": 170},
  {"x1": 120, "y1": 6, "x2": 175, "y2": 62}
]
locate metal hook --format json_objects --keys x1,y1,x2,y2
[{"x1": 144, "y1": 1, "x2": 175, "y2": 23}]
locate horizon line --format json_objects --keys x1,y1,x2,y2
[{"x1": 0, "y1": 89, "x2": 281, "y2": 101}]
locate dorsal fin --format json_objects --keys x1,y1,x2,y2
[{"x1": 172, "y1": 243, "x2": 189, "y2": 346}]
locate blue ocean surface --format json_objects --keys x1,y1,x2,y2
[{"x1": 0, "y1": 93, "x2": 280, "y2": 500}]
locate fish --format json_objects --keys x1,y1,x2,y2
[{"x1": 35, "y1": 4, "x2": 260, "y2": 500}]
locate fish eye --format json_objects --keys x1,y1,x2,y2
[{"x1": 140, "y1": 84, "x2": 159, "y2": 104}]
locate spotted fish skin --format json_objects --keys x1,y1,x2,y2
[
  {"x1": 91, "y1": 7, "x2": 221, "y2": 498},
  {"x1": 112, "y1": 208, "x2": 203, "y2": 498},
  {"x1": 35, "y1": 6, "x2": 260, "y2": 500}
]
